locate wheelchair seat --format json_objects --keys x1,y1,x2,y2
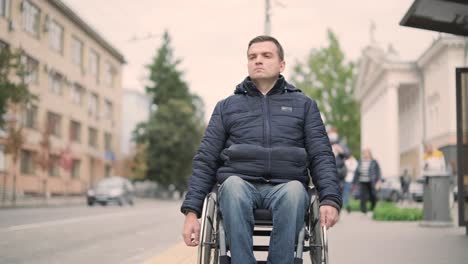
[{"x1": 253, "y1": 209, "x2": 273, "y2": 225}]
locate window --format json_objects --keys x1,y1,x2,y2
[
  {"x1": 104, "y1": 133, "x2": 112, "y2": 152},
  {"x1": 88, "y1": 127, "x2": 98, "y2": 148},
  {"x1": 22, "y1": 0, "x2": 40, "y2": 37},
  {"x1": 89, "y1": 49, "x2": 99, "y2": 82},
  {"x1": 20, "y1": 149, "x2": 35, "y2": 174},
  {"x1": 71, "y1": 159, "x2": 80, "y2": 179},
  {"x1": 70, "y1": 120, "x2": 81, "y2": 143},
  {"x1": 71, "y1": 36, "x2": 83, "y2": 66},
  {"x1": 49, "y1": 20, "x2": 64, "y2": 53},
  {"x1": 103, "y1": 100, "x2": 113, "y2": 120},
  {"x1": 21, "y1": 54, "x2": 39, "y2": 84},
  {"x1": 0, "y1": 0, "x2": 10, "y2": 17},
  {"x1": 47, "y1": 112, "x2": 61, "y2": 137},
  {"x1": 103, "y1": 62, "x2": 115, "y2": 87},
  {"x1": 49, "y1": 155, "x2": 60, "y2": 177},
  {"x1": 0, "y1": 145, "x2": 5, "y2": 172},
  {"x1": 48, "y1": 72, "x2": 63, "y2": 95},
  {"x1": 71, "y1": 83, "x2": 84, "y2": 105},
  {"x1": 22, "y1": 104, "x2": 37, "y2": 129},
  {"x1": 88, "y1": 93, "x2": 99, "y2": 118}
]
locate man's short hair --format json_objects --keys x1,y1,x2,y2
[{"x1": 248, "y1": 35, "x2": 284, "y2": 61}]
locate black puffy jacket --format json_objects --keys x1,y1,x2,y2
[{"x1": 181, "y1": 76, "x2": 342, "y2": 216}]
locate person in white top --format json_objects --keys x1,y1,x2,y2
[
  {"x1": 423, "y1": 144, "x2": 446, "y2": 175},
  {"x1": 343, "y1": 155, "x2": 358, "y2": 213}
]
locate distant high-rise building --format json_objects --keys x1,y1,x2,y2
[{"x1": 121, "y1": 89, "x2": 151, "y2": 156}]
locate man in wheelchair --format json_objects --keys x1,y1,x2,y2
[{"x1": 181, "y1": 35, "x2": 342, "y2": 264}]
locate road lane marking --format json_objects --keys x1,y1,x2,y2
[
  {"x1": 142, "y1": 242, "x2": 197, "y2": 264},
  {"x1": 0, "y1": 210, "x2": 150, "y2": 232}
]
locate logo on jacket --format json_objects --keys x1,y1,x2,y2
[{"x1": 281, "y1": 106, "x2": 293, "y2": 112}]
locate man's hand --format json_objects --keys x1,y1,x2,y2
[
  {"x1": 320, "y1": 205, "x2": 339, "y2": 229},
  {"x1": 182, "y1": 212, "x2": 200, "y2": 247}
]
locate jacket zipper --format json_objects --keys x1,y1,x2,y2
[{"x1": 263, "y1": 95, "x2": 271, "y2": 180}]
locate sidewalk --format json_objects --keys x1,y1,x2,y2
[
  {"x1": 144, "y1": 209, "x2": 467, "y2": 264},
  {"x1": 0, "y1": 195, "x2": 85, "y2": 209}
]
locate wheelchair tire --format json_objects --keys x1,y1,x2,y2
[
  {"x1": 309, "y1": 197, "x2": 329, "y2": 264},
  {"x1": 198, "y1": 193, "x2": 219, "y2": 264}
]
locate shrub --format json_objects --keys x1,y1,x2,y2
[
  {"x1": 373, "y1": 203, "x2": 422, "y2": 221},
  {"x1": 347, "y1": 199, "x2": 422, "y2": 221}
]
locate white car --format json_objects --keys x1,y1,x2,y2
[{"x1": 409, "y1": 178, "x2": 425, "y2": 202}]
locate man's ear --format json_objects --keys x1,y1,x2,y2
[{"x1": 280, "y1": 60, "x2": 285, "y2": 72}]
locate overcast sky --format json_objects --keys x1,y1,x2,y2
[{"x1": 63, "y1": 0, "x2": 438, "y2": 121}]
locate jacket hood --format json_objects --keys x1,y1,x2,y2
[{"x1": 234, "y1": 75, "x2": 302, "y2": 95}]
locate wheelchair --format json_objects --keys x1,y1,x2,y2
[{"x1": 197, "y1": 185, "x2": 329, "y2": 264}]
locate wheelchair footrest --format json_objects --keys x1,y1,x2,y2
[{"x1": 219, "y1": 255, "x2": 231, "y2": 264}]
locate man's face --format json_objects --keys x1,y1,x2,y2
[{"x1": 247, "y1": 41, "x2": 285, "y2": 81}]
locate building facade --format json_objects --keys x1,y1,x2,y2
[
  {"x1": 0, "y1": 0, "x2": 125, "y2": 197},
  {"x1": 355, "y1": 35, "x2": 465, "y2": 179}
]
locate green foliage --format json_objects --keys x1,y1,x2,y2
[
  {"x1": 131, "y1": 142, "x2": 148, "y2": 181},
  {"x1": 348, "y1": 199, "x2": 363, "y2": 212},
  {"x1": 0, "y1": 47, "x2": 34, "y2": 128},
  {"x1": 135, "y1": 30, "x2": 205, "y2": 192},
  {"x1": 145, "y1": 31, "x2": 191, "y2": 106},
  {"x1": 373, "y1": 203, "x2": 423, "y2": 221},
  {"x1": 291, "y1": 30, "x2": 360, "y2": 158},
  {"x1": 348, "y1": 199, "x2": 422, "y2": 221}
]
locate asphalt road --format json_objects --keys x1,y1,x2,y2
[
  {"x1": 0, "y1": 199, "x2": 184, "y2": 264},
  {"x1": 2, "y1": 200, "x2": 467, "y2": 264}
]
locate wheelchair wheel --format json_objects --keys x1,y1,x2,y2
[
  {"x1": 198, "y1": 193, "x2": 219, "y2": 264},
  {"x1": 309, "y1": 198, "x2": 329, "y2": 264}
]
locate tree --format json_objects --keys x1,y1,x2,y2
[
  {"x1": 291, "y1": 30, "x2": 360, "y2": 157},
  {"x1": 0, "y1": 47, "x2": 35, "y2": 204},
  {"x1": 136, "y1": 30, "x2": 204, "y2": 194},
  {"x1": 145, "y1": 31, "x2": 191, "y2": 106},
  {"x1": 0, "y1": 47, "x2": 34, "y2": 128}
]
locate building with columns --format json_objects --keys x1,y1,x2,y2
[{"x1": 355, "y1": 34, "x2": 465, "y2": 179}]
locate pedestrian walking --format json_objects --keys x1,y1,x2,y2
[{"x1": 353, "y1": 148, "x2": 382, "y2": 214}]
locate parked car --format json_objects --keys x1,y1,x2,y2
[
  {"x1": 410, "y1": 176, "x2": 461, "y2": 202},
  {"x1": 410, "y1": 177, "x2": 425, "y2": 202},
  {"x1": 377, "y1": 178, "x2": 403, "y2": 202},
  {"x1": 87, "y1": 176, "x2": 134, "y2": 206},
  {"x1": 352, "y1": 177, "x2": 402, "y2": 202}
]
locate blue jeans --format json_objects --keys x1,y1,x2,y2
[
  {"x1": 342, "y1": 181, "x2": 352, "y2": 208},
  {"x1": 218, "y1": 176, "x2": 309, "y2": 264}
]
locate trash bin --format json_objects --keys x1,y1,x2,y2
[{"x1": 420, "y1": 172, "x2": 453, "y2": 227}]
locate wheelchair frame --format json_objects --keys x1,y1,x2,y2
[{"x1": 197, "y1": 186, "x2": 329, "y2": 264}]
